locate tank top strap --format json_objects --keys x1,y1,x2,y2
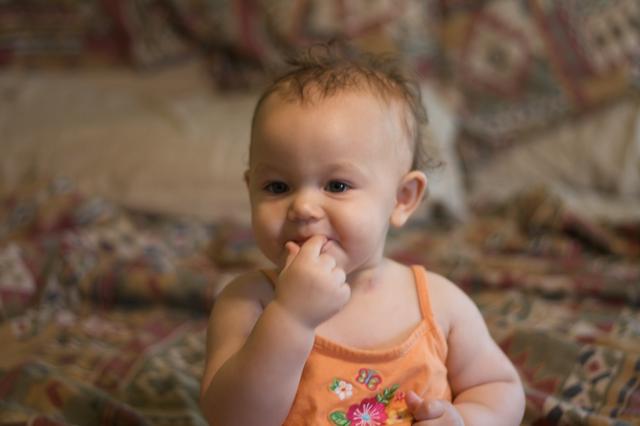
[
  {"x1": 411, "y1": 265, "x2": 439, "y2": 333},
  {"x1": 412, "y1": 264, "x2": 449, "y2": 359}
]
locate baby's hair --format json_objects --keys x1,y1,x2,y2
[{"x1": 251, "y1": 42, "x2": 436, "y2": 172}]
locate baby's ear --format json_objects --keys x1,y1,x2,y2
[{"x1": 390, "y1": 171, "x2": 428, "y2": 228}]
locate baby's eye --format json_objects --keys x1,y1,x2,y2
[
  {"x1": 264, "y1": 181, "x2": 289, "y2": 194},
  {"x1": 325, "y1": 181, "x2": 350, "y2": 193}
]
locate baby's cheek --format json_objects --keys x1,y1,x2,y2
[
  {"x1": 341, "y1": 211, "x2": 376, "y2": 243},
  {"x1": 255, "y1": 205, "x2": 281, "y2": 231},
  {"x1": 359, "y1": 214, "x2": 389, "y2": 250},
  {"x1": 252, "y1": 212, "x2": 282, "y2": 259}
]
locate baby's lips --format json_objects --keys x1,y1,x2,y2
[
  {"x1": 285, "y1": 235, "x2": 332, "y2": 251},
  {"x1": 320, "y1": 238, "x2": 333, "y2": 253}
]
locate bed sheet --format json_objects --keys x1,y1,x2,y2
[{"x1": 0, "y1": 180, "x2": 638, "y2": 425}]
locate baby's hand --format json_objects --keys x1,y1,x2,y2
[
  {"x1": 274, "y1": 235, "x2": 350, "y2": 329},
  {"x1": 406, "y1": 391, "x2": 464, "y2": 426}
]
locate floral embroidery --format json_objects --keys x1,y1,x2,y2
[
  {"x1": 329, "y1": 384, "x2": 413, "y2": 425},
  {"x1": 355, "y1": 368, "x2": 382, "y2": 391},
  {"x1": 347, "y1": 397, "x2": 387, "y2": 425},
  {"x1": 330, "y1": 378, "x2": 354, "y2": 400},
  {"x1": 329, "y1": 411, "x2": 351, "y2": 426},
  {"x1": 384, "y1": 391, "x2": 411, "y2": 424}
]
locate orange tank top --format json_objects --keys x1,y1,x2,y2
[{"x1": 266, "y1": 265, "x2": 451, "y2": 426}]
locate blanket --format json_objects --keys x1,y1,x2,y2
[{"x1": 1, "y1": 179, "x2": 638, "y2": 425}]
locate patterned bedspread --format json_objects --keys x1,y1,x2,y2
[{"x1": 1, "y1": 179, "x2": 638, "y2": 425}]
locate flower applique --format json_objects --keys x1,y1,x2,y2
[
  {"x1": 329, "y1": 384, "x2": 413, "y2": 426},
  {"x1": 329, "y1": 378, "x2": 354, "y2": 400},
  {"x1": 346, "y1": 397, "x2": 388, "y2": 425},
  {"x1": 384, "y1": 391, "x2": 412, "y2": 425}
]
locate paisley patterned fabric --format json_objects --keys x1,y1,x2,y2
[{"x1": 0, "y1": 180, "x2": 638, "y2": 425}]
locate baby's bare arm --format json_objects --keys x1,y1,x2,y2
[
  {"x1": 443, "y1": 279, "x2": 524, "y2": 425},
  {"x1": 200, "y1": 236, "x2": 350, "y2": 426},
  {"x1": 199, "y1": 273, "x2": 315, "y2": 426},
  {"x1": 413, "y1": 275, "x2": 524, "y2": 425}
]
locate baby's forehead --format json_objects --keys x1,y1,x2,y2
[{"x1": 252, "y1": 88, "x2": 416, "y2": 169}]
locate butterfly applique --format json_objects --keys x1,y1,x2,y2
[{"x1": 355, "y1": 368, "x2": 382, "y2": 391}]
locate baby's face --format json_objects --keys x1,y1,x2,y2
[{"x1": 246, "y1": 90, "x2": 413, "y2": 274}]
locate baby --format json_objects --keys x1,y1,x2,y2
[{"x1": 200, "y1": 45, "x2": 525, "y2": 426}]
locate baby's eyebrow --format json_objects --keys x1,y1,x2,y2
[
  {"x1": 250, "y1": 161, "x2": 370, "y2": 182},
  {"x1": 251, "y1": 163, "x2": 280, "y2": 175},
  {"x1": 326, "y1": 162, "x2": 368, "y2": 178}
]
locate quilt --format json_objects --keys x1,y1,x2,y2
[{"x1": 0, "y1": 179, "x2": 638, "y2": 425}]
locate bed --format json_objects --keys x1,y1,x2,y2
[
  {"x1": 1, "y1": 1, "x2": 639, "y2": 425},
  {"x1": 1, "y1": 179, "x2": 638, "y2": 425}
]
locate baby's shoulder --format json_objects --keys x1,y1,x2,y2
[
  {"x1": 216, "y1": 269, "x2": 276, "y2": 309},
  {"x1": 424, "y1": 270, "x2": 476, "y2": 335},
  {"x1": 424, "y1": 270, "x2": 462, "y2": 297},
  {"x1": 207, "y1": 269, "x2": 276, "y2": 339}
]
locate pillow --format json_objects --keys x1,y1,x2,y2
[
  {"x1": 466, "y1": 97, "x2": 640, "y2": 223},
  {"x1": 0, "y1": 62, "x2": 256, "y2": 222},
  {"x1": 420, "y1": 83, "x2": 468, "y2": 221}
]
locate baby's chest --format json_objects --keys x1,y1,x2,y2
[{"x1": 317, "y1": 289, "x2": 423, "y2": 350}]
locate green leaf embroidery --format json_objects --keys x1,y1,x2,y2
[
  {"x1": 376, "y1": 384, "x2": 400, "y2": 405},
  {"x1": 329, "y1": 378, "x2": 340, "y2": 391},
  {"x1": 329, "y1": 411, "x2": 350, "y2": 426}
]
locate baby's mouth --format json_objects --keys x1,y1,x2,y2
[
  {"x1": 287, "y1": 236, "x2": 334, "y2": 248},
  {"x1": 291, "y1": 237, "x2": 310, "y2": 245}
]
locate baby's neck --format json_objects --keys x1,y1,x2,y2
[
  {"x1": 346, "y1": 258, "x2": 394, "y2": 294},
  {"x1": 315, "y1": 259, "x2": 420, "y2": 350}
]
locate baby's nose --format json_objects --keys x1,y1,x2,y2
[{"x1": 287, "y1": 189, "x2": 324, "y2": 222}]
